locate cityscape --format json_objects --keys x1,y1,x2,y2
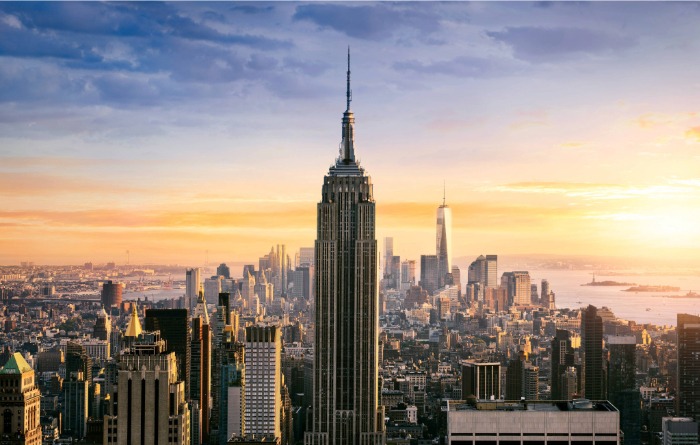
[{"x1": 1, "y1": 3, "x2": 700, "y2": 445}]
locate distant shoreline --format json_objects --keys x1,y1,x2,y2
[{"x1": 581, "y1": 280, "x2": 636, "y2": 286}]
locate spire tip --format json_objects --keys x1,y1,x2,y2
[{"x1": 346, "y1": 47, "x2": 352, "y2": 111}]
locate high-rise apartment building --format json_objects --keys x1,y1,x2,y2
[
  {"x1": 436, "y1": 193, "x2": 452, "y2": 289},
  {"x1": 582, "y1": 305, "x2": 605, "y2": 400},
  {"x1": 104, "y1": 332, "x2": 190, "y2": 445},
  {"x1": 541, "y1": 279, "x2": 550, "y2": 301},
  {"x1": 485, "y1": 255, "x2": 498, "y2": 288},
  {"x1": 298, "y1": 247, "x2": 315, "y2": 267},
  {"x1": 244, "y1": 326, "x2": 282, "y2": 441},
  {"x1": 0, "y1": 353, "x2": 41, "y2": 445},
  {"x1": 204, "y1": 276, "x2": 222, "y2": 305},
  {"x1": 420, "y1": 255, "x2": 439, "y2": 295},
  {"x1": 468, "y1": 256, "x2": 497, "y2": 286},
  {"x1": 384, "y1": 237, "x2": 394, "y2": 279},
  {"x1": 145, "y1": 309, "x2": 191, "y2": 397},
  {"x1": 677, "y1": 313, "x2": 700, "y2": 423},
  {"x1": 306, "y1": 52, "x2": 384, "y2": 445},
  {"x1": 512, "y1": 271, "x2": 531, "y2": 306},
  {"x1": 401, "y1": 260, "x2": 416, "y2": 287},
  {"x1": 186, "y1": 268, "x2": 201, "y2": 313}
]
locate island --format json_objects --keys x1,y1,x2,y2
[
  {"x1": 581, "y1": 280, "x2": 636, "y2": 286},
  {"x1": 623, "y1": 285, "x2": 681, "y2": 292}
]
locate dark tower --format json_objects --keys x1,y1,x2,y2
[
  {"x1": 551, "y1": 329, "x2": 577, "y2": 400},
  {"x1": 306, "y1": 49, "x2": 385, "y2": 445},
  {"x1": 582, "y1": 305, "x2": 605, "y2": 399},
  {"x1": 144, "y1": 309, "x2": 191, "y2": 396},
  {"x1": 100, "y1": 280, "x2": 123, "y2": 308},
  {"x1": 677, "y1": 313, "x2": 700, "y2": 423}
]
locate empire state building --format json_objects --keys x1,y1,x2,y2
[{"x1": 306, "y1": 51, "x2": 385, "y2": 445}]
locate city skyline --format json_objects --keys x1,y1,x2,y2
[{"x1": 2, "y1": 2, "x2": 700, "y2": 265}]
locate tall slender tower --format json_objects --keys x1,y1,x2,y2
[
  {"x1": 581, "y1": 305, "x2": 605, "y2": 400},
  {"x1": 436, "y1": 185, "x2": 452, "y2": 288},
  {"x1": 191, "y1": 293, "x2": 211, "y2": 445},
  {"x1": 677, "y1": 313, "x2": 700, "y2": 423},
  {"x1": 306, "y1": 50, "x2": 385, "y2": 445}
]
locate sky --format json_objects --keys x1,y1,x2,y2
[{"x1": 1, "y1": 1, "x2": 700, "y2": 267}]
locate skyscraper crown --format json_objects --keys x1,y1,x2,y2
[{"x1": 329, "y1": 47, "x2": 364, "y2": 177}]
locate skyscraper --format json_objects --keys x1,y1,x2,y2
[
  {"x1": 145, "y1": 309, "x2": 191, "y2": 397},
  {"x1": 244, "y1": 326, "x2": 282, "y2": 441},
  {"x1": 420, "y1": 255, "x2": 439, "y2": 295},
  {"x1": 104, "y1": 332, "x2": 190, "y2": 445},
  {"x1": 306, "y1": 51, "x2": 384, "y2": 445},
  {"x1": 384, "y1": 237, "x2": 393, "y2": 280},
  {"x1": 191, "y1": 294, "x2": 212, "y2": 445},
  {"x1": 93, "y1": 307, "x2": 111, "y2": 341},
  {"x1": 582, "y1": 305, "x2": 605, "y2": 400},
  {"x1": 62, "y1": 371, "x2": 88, "y2": 439},
  {"x1": 436, "y1": 188, "x2": 452, "y2": 289},
  {"x1": 677, "y1": 313, "x2": 700, "y2": 423},
  {"x1": 186, "y1": 268, "x2": 201, "y2": 313},
  {"x1": 551, "y1": 329, "x2": 577, "y2": 400}
]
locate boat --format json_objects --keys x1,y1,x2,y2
[{"x1": 646, "y1": 308, "x2": 651, "y2": 311}]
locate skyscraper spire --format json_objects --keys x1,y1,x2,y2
[
  {"x1": 336, "y1": 46, "x2": 357, "y2": 168},
  {"x1": 443, "y1": 180, "x2": 446, "y2": 207},
  {"x1": 346, "y1": 46, "x2": 352, "y2": 112}
]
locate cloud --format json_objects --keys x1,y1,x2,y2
[
  {"x1": 486, "y1": 26, "x2": 636, "y2": 62},
  {"x1": 685, "y1": 126, "x2": 700, "y2": 142},
  {"x1": 394, "y1": 55, "x2": 522, "y2": 79},
  {"x1": 228, "y1": 5, "x2": 275, "y2": 15},
  {"x1": 0, "y1": 206, "x2": 315, "y2": 231},
  {"x1": 293, "y1": 3, "x2": 440, "y2": 41},
  {"x1": 491, "y1": 182, "x2": 692, "y2": 200},
  {"x1": 0, "y1": 173, "x2": 145, "y2": 196},
  {"x1": 1, "y1": 3, "x2": 290, "y2": 49}
]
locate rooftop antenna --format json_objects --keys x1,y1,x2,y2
[
  {"x1": 346, "y1": 46, "x2": 352, "y2": 111},
  {"x1": 443, "y1": 180, "x2": 446, "y2": 206}
]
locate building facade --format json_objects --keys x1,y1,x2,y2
[
  {"x1": 677, "y1": 313, "x2": 700, "y2": 424},
  {"x1": 104, "y1": 332, "x2": 190, "y2": 445},
  {"x1": 244, "y1": 326, "x2": 281, "y2": 441},
  {"x1": 446, "y1": 399, "x2": 619, "y2": 445},
  {"x1": 461, "y1": 361, "x2": 501, "y2": 400},
  {"x1": 101, "y1": 280, "x2": 123, "y2": 309},
  {"x1": 305, "y1": 52, "x2": 385, "y2": 445},
  {"x1": 0, "y1": 353, "x2": 41, "y2": 445},
  {"x1": 144, "y1": 309, "x2": 191, "y2": 397},
  {"x1": 186, "y1": 268, "x2": 201, "y2": 314},
  {"x1": 582, "y1": 305, "x2": 605, "y2": 400}
]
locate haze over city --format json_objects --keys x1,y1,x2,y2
[{"x1": 2, "y1": 2, "x2": 700, "y2": 265}]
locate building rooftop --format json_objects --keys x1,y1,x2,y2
[
  {"x1": 447, "y1": 399, "x2": 618, "y2": 413},
  {"x1": 0, "y1": 352, "x2": 32, "y2": 374}
]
